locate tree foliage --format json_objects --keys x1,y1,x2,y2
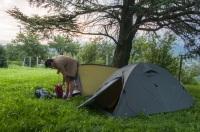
[
  {"x1": 97, "y1": 40, "x2": 116, "y2": 65},
  {"x1": 48, "y1": 35, "x2": 80, "y2": 56},
  {"x1": 0, "y1": 45, "x2": 8, "y2": 68},
  {"x1": 181, "y1": 65, "x2": 200, "y2": 85},
  {"x1": 130, "y1": 32, "x2": 200, "y2": 85},
  {"x1": 6, "y1": 32, "x2": 48, "y2": 66},
  {"x1": 6, "y1": 43, "x2": 22, "y2": 61},
  {"x1": 130, "y1": 32, "x2": 180, "y2": 77},
  {"x1": 6, "y1": 0, "x2": 200, "y2": 68},
  {"x1": 77, "y1": 38, "x2": 102, "y2": 64},
  {"x1": 77, "y1": 37, "x2": 115, "y2": 65}
]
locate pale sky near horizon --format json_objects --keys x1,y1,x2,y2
[
  {"x1": 0, "y1": 0, "x2": 111, "y2": 45},
  {"x1": 0, "y1": 0, "x2": 50, "y2": 45}
]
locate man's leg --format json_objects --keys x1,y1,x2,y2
[
  {"x1": 68, "y1": 81, "x2": 75, "y2": 98},
  {"x1": 67, "y1": 70, "x2": 78, "y2": 99},
  {"x1": 65, "y1": 81, "x2": 69, "y2": 98}
]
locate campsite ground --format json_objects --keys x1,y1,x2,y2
[{"x1": 0, "y1": 66, "x2": 199, "y2": 132}]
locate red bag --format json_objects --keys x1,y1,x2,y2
[{"x1": 54, "y1": 85, "x2": 63, "y2": 98}]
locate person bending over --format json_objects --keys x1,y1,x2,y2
[{"x1": 45, "y1": 55, "x2": 78, "y2": 100}]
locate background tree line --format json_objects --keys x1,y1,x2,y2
[
  {"x1": 1, "y1": 30, "x2": 115, "y2": 67},
  {"x1": 0, "y1": 30, "x2": 200, "y2": 85}
]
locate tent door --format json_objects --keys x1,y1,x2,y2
[{"x1": 93, "y1": 78, "x2": 123, "y2": 114}]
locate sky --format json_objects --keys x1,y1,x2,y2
[
  {"x1": 0, "y1": 0, "x2": 48, "y2": 45},
  {"x1": 0, "y1": 0, "x2": 97, "y2": 45}
]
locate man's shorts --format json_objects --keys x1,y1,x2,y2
[
  {"x1": 67, "y1": 71, "x2": 78, "y2": 81},
  {"x1": 67, "y1": 63, "x2": 79, "y2": 81}
]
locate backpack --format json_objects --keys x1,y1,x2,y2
[
  {"x1": 35, "y1": 88, "x2": 51, "y2": 99},
  {"x1": 54, "y1": 85, "x2": 63, "y2": 98}
]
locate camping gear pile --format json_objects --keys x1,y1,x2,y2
[
  {"x1": 54, "y1": 84, "x2": 63, "y2": 98},
  {"x1": 35, "y1": 88, "x2": 51, "y2": 99},
  {"x1": 35, "y1": 83, "x2": 81, "y2": 99}
]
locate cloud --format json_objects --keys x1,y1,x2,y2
[
  {"x1": 4, "y1": 0, "x2": 12, "y2": 5},
  {"x1": 0, "y1": 0, "x2": 48, "y2": 45}
]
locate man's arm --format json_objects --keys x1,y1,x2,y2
[{"x1": 56, "y1": 64, "x2": 67, "y2": 83}]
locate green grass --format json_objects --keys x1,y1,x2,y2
[{"x1": 0, "y1": 66, "x2": 200, "y2": 132}]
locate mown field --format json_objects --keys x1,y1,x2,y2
[{"x1": 0, "y1": 66, "x2": 200, "y2": 132}]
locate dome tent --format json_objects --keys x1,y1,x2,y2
[{"x1": 77, "y1": 62, "x2": 194, "y2": 118}]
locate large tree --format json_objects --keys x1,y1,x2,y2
[{"x1": 6, "y1": 0, "x2": 200, "y2": 68}]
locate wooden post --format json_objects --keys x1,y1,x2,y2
[
  {"x1": 178, "y1": 55, "x2": 184, "y2": 81},
  {"x1": 36, "y1": 57, "x2": 38, "y2": 67},
  {"x1": 106, "y1": 55, "x2": 108, "y2": 65},
  {"x1": 29, "y1": 57, "x2": 31, "y2": 67},
  {"x1": 23, "y1": 57, "x2": 25, "y2": 66}
]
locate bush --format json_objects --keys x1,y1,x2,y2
[
  {"x1": 0, "y1": 45, "x2": 8, "y2": 68},
  {"x1": 8, "y1": 61, "x2": 21, "y2": 66},
  {"x1": 181, "y1": 65, "x2": 200, "y2": 85},
  {"x1": 186, "y1": 78, "x2": 200, "y2": 85}
]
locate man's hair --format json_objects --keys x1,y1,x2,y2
[{"x1": 44, "y1": 59, "x2": 53, "y2": 67}]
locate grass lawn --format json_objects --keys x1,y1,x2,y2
[{"x1": 0, "y1": 66, "x2": 200, "y2": 132}]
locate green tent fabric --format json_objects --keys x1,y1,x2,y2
[
  {"x1": 77, "y1": 64, "x2": 118, "y2": 96},
  {"x1": 78, "y1": 62, "x2": 194, "y2": 118}
]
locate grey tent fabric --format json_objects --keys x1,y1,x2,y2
[{"x1": 78, "y1": 62, "x2": 194, "y2": 118}]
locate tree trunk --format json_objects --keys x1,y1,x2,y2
[
  {"x1": 112, "y1": 0, "x2": 135, "y2": 68},
  {"x1": 112, "y1": 37, "x2": 133, "y2": 68}
]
